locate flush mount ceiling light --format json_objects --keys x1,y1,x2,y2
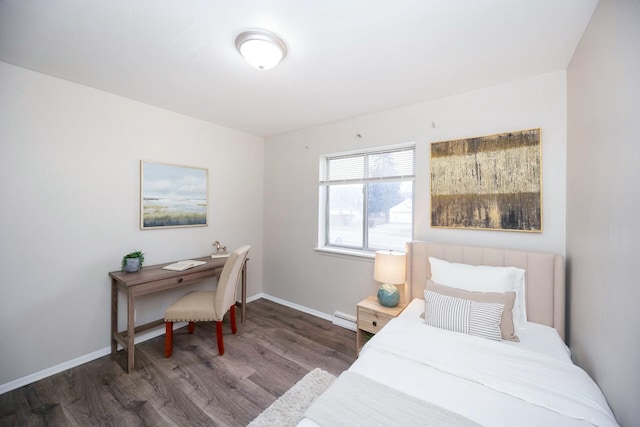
[{"x1": 235, "y1": 29, "x2": 287, "y2": 70}]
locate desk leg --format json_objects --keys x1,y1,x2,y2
[
  {"x1": 126, "y1": 291, "x2": 135, "y2": 373},
  {"x1": 111, "y1": 279, "x2": 118, "y2": 356},
  {"x1": 241, "y1": 259, "x2": 248, "y2": 323}
]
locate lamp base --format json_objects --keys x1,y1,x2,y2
[{"x1": 377, "y1": 283, "x2": 400, "y2": 307}]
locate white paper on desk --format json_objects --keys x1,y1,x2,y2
[{"x1": 162, "y1": 260, "x2": 207, "y2": 271}]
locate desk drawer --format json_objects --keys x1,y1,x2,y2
[
  {"x1": 134, "y1": 269, "x2": 216, "y2": 296},
  {"x1": 358, "y1": 307, "x2": 393, "y2": 334}
]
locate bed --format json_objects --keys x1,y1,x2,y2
[{"x1": 299, "y1": 241, "x2": 618, "y2": 426}]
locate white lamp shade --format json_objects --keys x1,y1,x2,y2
[
  {"x1": 374, "y1": 251, "x2": 406, "y2": 284},
  {"x1": 236, "y1": 30, "x2": 287, "y2": 70}
]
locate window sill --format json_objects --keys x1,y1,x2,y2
[{"x1": 314, "y1": 246, "x2": 375, "y2": 261}]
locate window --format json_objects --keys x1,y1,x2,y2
[{"x1": 319, "y1": 144, "x2": 415, "y2": 253}]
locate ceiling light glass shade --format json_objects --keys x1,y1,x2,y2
[{"x1": 235, "y1": 30, "x2": 287, "y2": 70}]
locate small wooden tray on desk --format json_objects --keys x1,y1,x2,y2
[{"x1": 356, "y1": 296, "x2": 407, "y2": 355}]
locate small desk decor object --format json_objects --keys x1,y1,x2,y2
[
  {"x1": 121, "y1": 250, "x2": 144, "y2": 272},
  {"x1": 211, "y1": 240, "x2": 229, "y2": 258},
  {"x1": 140, "y1": 160, "x2": 208, "y2": 229}
]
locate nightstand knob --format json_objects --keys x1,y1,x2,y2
[{"x1": 372, "y1": 321, "x2": 377, "y2": 327}]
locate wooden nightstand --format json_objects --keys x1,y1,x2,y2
[{"x1": 356, "y1": 296, "x2": 407, "y2": 355}]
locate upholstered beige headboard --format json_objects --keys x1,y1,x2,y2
[{"x1": 405, "y1": 241, "x2": 566, "y2": 340}]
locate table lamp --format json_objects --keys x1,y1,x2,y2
[{"x1": 374, "y1": 250, "x2": 406, "y2": 307}]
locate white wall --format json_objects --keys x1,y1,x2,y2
[
  {"x1": 0, "y1": 62, "x2": 264, "y2": 386},
  {"x1": 567, "y1": 0, "x2": 640, "y2": 425},
  {"x1": 263, "y1": 71, "x2": 567, "y2": 319}
]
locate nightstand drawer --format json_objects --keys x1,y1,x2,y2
[
  {"x1": 356, "y1": 296, "x2": 407, "y2": 356},
  {"x1": 358, "y1": 307, "x2": 393, "y2": 334}
]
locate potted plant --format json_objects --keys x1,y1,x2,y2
[{"x1": 121, "y1": 250, "x2": 145, "y2": 273}]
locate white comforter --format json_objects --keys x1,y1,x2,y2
[{"x1": 348, "y1": 317, "x2": 617, "y2": 426}]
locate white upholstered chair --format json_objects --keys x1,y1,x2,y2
[{"x1": 164, "y1": 245, "x2": 250, "y2": 357}]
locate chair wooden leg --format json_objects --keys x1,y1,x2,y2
[
  {"x1": 216, "y1": 321, "x2": 224, "y2": 355},
  {"x1": 230, "y1": 305, "x2": 237, "y2": 334},
  {"x1": 188, "y1": 321, "x2": 195, "y2": 334},
  {"x1": 165, "y1": 322, "x2": 173, "y2": 358}
]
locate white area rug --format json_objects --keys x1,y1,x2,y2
[{"x1": 248, "y1": 368, "x2": 336, "y2": 427}]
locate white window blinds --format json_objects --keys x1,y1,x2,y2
[{"x1": 320, "y1": 145, "x2": 415, "y2": 184}]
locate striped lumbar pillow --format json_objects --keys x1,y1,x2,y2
[{"x1": 424, "y1": 290, "x2": 504, "y2": 341}]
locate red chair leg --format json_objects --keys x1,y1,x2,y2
[
  {"x1": 216, "y1": 321, "x2": 224, "y2": 355},
  {"x1": 188, "y1": 321, "x2": 195, "y2": 334},
  {"x1": 230, "y1": 305, "x2": 237, "y2": 334},
  {"x1": 165, "y1": 322, "x2": 173, "y2": 358}
]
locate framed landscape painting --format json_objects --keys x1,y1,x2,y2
[
  {"x1": 140, "y1": 161, "x2": 208, "y2": 229},
  {"x1": 430, "y1": 129, "x2": 541, "y2": 232}
]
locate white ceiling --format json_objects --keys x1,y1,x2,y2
[{"x1": 0, "y1": 0, "x2": 597, "y2": 138}]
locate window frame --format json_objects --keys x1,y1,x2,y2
[{"x1": 317, "y1": 143, "x2": 415, "y2": 256}]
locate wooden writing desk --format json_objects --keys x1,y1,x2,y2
[{"x1": 109, "y1": 255, "x2": 248, "y2": 373}]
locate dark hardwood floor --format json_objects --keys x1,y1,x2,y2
[{"x1": 0, "y1": 299, "x2": 356, "y2": 427}]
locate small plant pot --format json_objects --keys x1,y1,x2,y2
[{"x1": 124, "y1": 258, "x2": 141, "y2": 273}]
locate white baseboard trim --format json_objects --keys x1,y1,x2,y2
[
  {"x1": 0, "y1": 293, "x2": 351, "y2": 395},
  {"x1": 0, "y1": 347, "x2": 111, "y2": 395},
  {"x1": 259, "y1": 293, "x2": 357, "y2": 331},
  {"x1": 0, "y1": 320, "x2": 183, "y2": 395},
  {"x1": 258, "y1": 293, "x2": 333, "y2": 322},
  {"x1": 246, "y1": 293, "x2": 263, "y2": 304}
]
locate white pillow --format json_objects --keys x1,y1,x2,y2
[{"x1": 429, "y1": 256, "x2": 527, "y2": 331}]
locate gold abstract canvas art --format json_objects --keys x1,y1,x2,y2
[{"x1": 430, "y1": 129, "x2": 541, "y2": 232}]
